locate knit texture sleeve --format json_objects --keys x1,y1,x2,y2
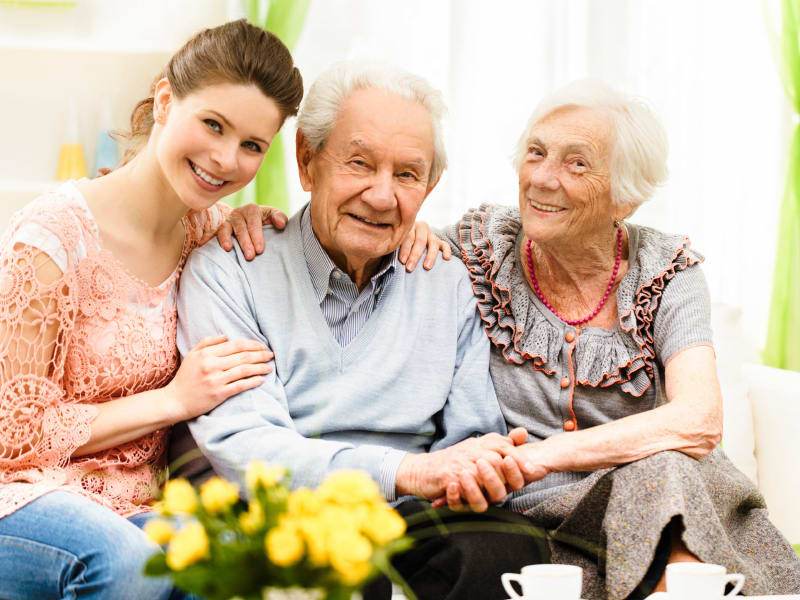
[
  {"x1": 0, "y1": 206, "x2": 98, "y2": 481},
  {"x1": 653, "y1": 261, "x2": 713, "y2": 365}
]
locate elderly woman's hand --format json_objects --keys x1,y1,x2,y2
[
  {"x1": 430, "y1": 427, "x2": 532, "y2": 512},
  {"x1": 398, "y1": 221, "x2": 452, "y2": 272},
  {"x1": 215, "y1": 204, "x2": 289, "y2": 260}
]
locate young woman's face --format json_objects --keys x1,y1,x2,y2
[{"x1": 154, "y1": 81, "x2": 284, "y2": 211}]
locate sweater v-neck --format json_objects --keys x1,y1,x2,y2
[{"x1": 284, "y1": 211, "x2": 400, "y2": 370}]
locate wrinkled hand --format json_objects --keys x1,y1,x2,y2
[
  {"x1": 165, "y1": 335, "x2": 273, "y2": 423},
  {"x1": 216, "y1": 204, "x2": 288, "y2": 260},
  {"x1": 398, "y1": 221, "x2": 451, "y2": 272},
  {"x1": 397, "y1": 428, "x2": 529, "y2": 512},
  {"x1": 437, "y1": 434, "x2": 552, "y2": 512}
]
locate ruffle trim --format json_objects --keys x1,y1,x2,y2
[{"x1": 458, "y1": 203, "x2": 703, "y2": 397}]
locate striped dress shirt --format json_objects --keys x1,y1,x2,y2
[{"x1": 300, "y1": 207, "x2": 398, "y2": 346}]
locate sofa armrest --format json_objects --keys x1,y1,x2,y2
[{"x1": 742, "y1": 362, "x2": 800, "y2": 545}]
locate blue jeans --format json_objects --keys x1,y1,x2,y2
[{"x1": 0, "y1": 490, "x2": 193, "y2": 600}]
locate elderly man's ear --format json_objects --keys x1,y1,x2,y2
[{"x1": 295, "y1": 129, "x2": 315, "y2": 192}]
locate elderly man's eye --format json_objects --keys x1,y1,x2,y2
[
  {"x1": 528, "y1": 146, "x2": 543, "y2": 157},
  {"x1": 351, "y1": 159, "x2": 368, "y2": 168},
  {"x1": 204, "y1": 119, "x2": 222, "y2": 133},
  {"x1": 398, "y1": 171, "x2": 418, "y2": 180}
]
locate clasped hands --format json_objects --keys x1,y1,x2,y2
[{"x1": 395, "y1": 428, "x2": 550, "y2": 513}]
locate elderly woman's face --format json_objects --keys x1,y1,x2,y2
[{"x1": 518, "y1": 105, "x2": 615, "y2": 244}]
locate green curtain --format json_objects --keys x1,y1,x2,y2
[
  {"x1": 764, "y1": 0, "x2": 800, "y2": 370},
  {"x1": 225, "y1": 0, "x2": 311, "y2": 212}
]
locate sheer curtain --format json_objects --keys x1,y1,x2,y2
[{"x1": 286, "y1": 0, "x2": 789, "y2": 348}]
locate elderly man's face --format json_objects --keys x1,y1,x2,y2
[
  {"x1": 518, "y1": 105, "x2": 622, "y2": 243},
  {"x1": 298, "y1": 88, "x2": 436, "y2": 267}
]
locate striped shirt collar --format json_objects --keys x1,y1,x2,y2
[{"x1": 300, "y1": 205, "x2": 399, "y2": 302}]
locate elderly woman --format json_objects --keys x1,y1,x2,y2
[{"x1": 396, "y1": 81, "x2": 800, "y2": 600}]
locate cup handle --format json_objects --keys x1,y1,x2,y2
[
  {"x1": 723, "y1": 573, "x2": 745, "y2": 597},
  {"x1": 501, "y1": 573, "x2": 524, "y2": 598}
]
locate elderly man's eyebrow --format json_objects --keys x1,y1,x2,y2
[{"x1": 349, "y1": 139, "x2": 374, "y2": 152}]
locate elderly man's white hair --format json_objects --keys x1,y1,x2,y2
[
  {"x1": 297, "y1": 61, "x2": 447, "y2": 185},
  {"x1": 513, "y1": 80, "x2": 668, "y2": 208}
]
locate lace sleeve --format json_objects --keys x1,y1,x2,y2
[
  {"x1": 0, "y1": 241, "x2": 98, "y2": 476},
  {"x1": 185, "y1": 202, "x2": 233, "y2": 247}
]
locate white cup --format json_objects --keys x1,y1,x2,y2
[
  {"x1": 501, "y1": 564, "x2": 583, "y2": 599},
  {"x1": 666, "y1": 563, "x2": 745, "y2": 600}
]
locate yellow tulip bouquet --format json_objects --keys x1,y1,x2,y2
[{"x1": 143, "y1": 463, "x2": 413, "y2": 600}]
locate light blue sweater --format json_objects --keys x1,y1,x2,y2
[{"x1": 176, "y1": 206, "x2": 506, "y2": 500}]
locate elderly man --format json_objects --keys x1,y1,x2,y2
[{"x1": 175, "y1": 62, "x2": 547, "y2": 599}]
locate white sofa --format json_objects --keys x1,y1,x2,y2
[{"x1": 713, "y1": 304, "x2": 800, "y2": 546}]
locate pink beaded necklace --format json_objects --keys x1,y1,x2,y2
[{"x1": 525, "y1": 225, "x2": 623, "y2": 326}]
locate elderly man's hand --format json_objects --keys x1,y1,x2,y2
[
  {"x1": 396, "y1": 428, "x2": 529, "y2": 512},
  {"x1": 214, "y1": 204, "x2": 289, "y2": 260}
]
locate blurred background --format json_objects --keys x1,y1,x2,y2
[{"x1": 0, "y1": 0, "x2": 793, "y2": 358}]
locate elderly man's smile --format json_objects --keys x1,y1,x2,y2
[{"x1": 347, "y1": 213, "x2": 391, "y2": 228}]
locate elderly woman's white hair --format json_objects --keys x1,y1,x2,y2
[
  {"x1": 297, "y1": 61, "x2": 448, "y2": 185},
  {"x1": 513, "y1": 80, "x2": 668, "y2": 208}
]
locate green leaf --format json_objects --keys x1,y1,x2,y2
[{"x1": 143, "y1": 552, "x2": 169, "y2": 576}]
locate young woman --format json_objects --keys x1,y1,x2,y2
[{"x1": 0, "y1": 20, "x2": 303, "y2": 599}]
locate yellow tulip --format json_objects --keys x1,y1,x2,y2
[
  {"x1": 143, "y1": 518, "x2": 174, "y2": 545},
  {"x1": 162, "y1": 479, "x2": 198, "y2": 515},
  {"x1": 361, "y1": 506, "x2": 407, "y2": 545},
  {"x1": 265, "y1": 523, "x2": 305, "y2": 566},
  {"x1": 245, "y1": 461, "x2": 286, "y2": 491},
  {"x1": 166, "y1": 522, "x2": 209, "y2": 570},
  {"x1": 286, "y1": 487, "x2": 322, "y2": 516},
  {"x1": 296, "y1": 517, "x2": 329, "y2": 566},
  {"x1": 199, "y1": 477, "x2": 240, "y2": 514},
  {"x1": 316, "y1": 471, "x2": 382, "y2": 505},
  {"x1": 328, "y1": 529, "x2": 374, "y2": 585},
  {"x1": 239, "y1": 500, "x2": 265, "y2": 535}
]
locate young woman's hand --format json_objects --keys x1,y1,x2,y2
[
  {"x1": 165, "y1": 335, "x2": 273, "y2": 422},
  {"x1": 398, "y1": 221, "x2": 451, "y2": 272},
  {"x1": 216, "y1": 204, "x2": 288, "y2": 260}
]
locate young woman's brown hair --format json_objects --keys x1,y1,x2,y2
[{"x1": 122, "y1": 18, "x2": 303, "y2": 164}]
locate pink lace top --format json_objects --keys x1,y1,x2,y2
[{"x1": 0, "y1": 182, "x2": 229, "y2": 519}]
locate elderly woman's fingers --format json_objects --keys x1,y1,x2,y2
[
  {"x1": 507, "y1": 427, "x2": 529, "y2": 446},
  {"x1": 398, "y1": 228, "x2": 416, "y2": 265},
  {"x1": 404, "y1": 222, "x2": 431, "y2": 272},
  {"x1": 458, "y1": 470, "x2": 489, "y2": 513},
  {"x1": 476, "y1": 458, "x2": 507, "y2": 503},
  {"x1": 501, "y1": 456, "x2": 525, "y2": 491},
  {"x1": 423, "y1": 236, "x2": 451, "y2": 270},
  {"x1": 445, "y1": 482, "x2": 466, "y2": 511}
]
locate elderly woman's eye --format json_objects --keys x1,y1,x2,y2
[
  {"x1": 398, "y1": 171, "x2": 417, "y2": 180},
  {"x1": 204, "y1": 119, "x2": 222, "y2": 133}
]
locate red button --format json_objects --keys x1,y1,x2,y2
[
  {"x1": 565, "y1": 331, "x2": 575, "y2": 343},
  {"x1": 564, "y1": 420, "x2": 576, "y2": 431},
  {"x1": 560, "y1": 377, "x2": 570, "y2": 388}
]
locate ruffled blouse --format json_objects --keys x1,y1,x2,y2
[
  {"x1": 443, "y1": 204, "x2": 714, "y2": 506},
  {"x1": 0, "y1": 182, "x2": 229, "y2": 519}
]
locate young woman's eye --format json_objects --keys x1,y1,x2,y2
[
  {"x1": 242, "y1": 141, "x2": 262, "y2": 152},
  {"x1": 204, "y1": 119, "x2": 222, "y2": 133}
]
